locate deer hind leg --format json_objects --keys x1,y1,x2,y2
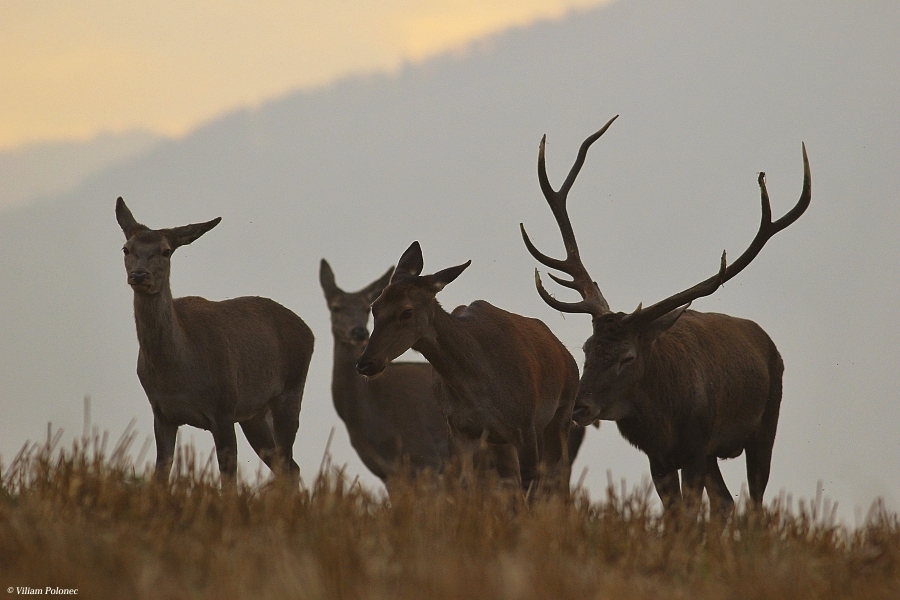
[
  {"x1": 269, "y1": 390, "x2": 302, "y2": 477},
  {"x1": 705, "y1": 456, "x2": 735, "y2": 516},
  {"x1": 744, "y1": 398, "x2": 780, "y2": 506},
  {"x1": 567, "y1": 425, "x2": 587, "y2": 469},
  {"x1": 449, "y1": 426, "x2": 475, "y2": 467},
  {"x1": 239, "y1": 408, "x2": 278, "y2": 472},
  {"x1": 211, "y1": 420, "x2": 239, "y2": 478},
  {"x1": 448, "y1": 428, "x2": 488, "y2": 488},
  {"x1": 514, "y1": 427, "x2": 541, "y2": 494},
  {"x1": 489, "y1": 443, "x2": 521, "y2": 483},
  {"x1": 745, "y1": 383, "x2": 782, "y2": 506},
  {"x1": 539, "y1": 405, "x2": 575, "y2": 493}
]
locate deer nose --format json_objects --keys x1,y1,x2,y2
[
  {"x1": 356, "y1": 358, "x2": 380, "y2": 377},
  {"x1": 572, "y1": 404, "x2": 595, "y2": 426},
  {"x1": 129, "y1": 270, "x2": 149, "y2": 284},
  {"x1": 350, "y1": 326, "x2": 369, "y2": 342}
]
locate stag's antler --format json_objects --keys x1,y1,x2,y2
[
  {"x1": 625, "y1": 143, "x2": 812, "y2": 324},
  {"x1": 520, "y1": 115, "x2": 619, "y2": 317}
]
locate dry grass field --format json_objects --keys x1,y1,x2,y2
[{"x1": 0, "y1": 429, "x2": 897, "y2": 599}]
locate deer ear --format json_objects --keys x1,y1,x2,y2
[
  {"x1": 391, "y1": 241, "x2": 424, "y2": 283},
  {"x1": 167, "y1": 217, "x2": 222, "y2": 249},
  {"x1": 427, "y1": 260, "x2": 471, "y2": 292},
  {"x1": 361, "y1": 265, "x2": 394, "y2": 304},
  {"x1": 646, "y1": 303, "x2": 690, "y2": 342},
  {"x1": 115, "y1": 197, "x2": 148, "y2": 238},
  {"x1": 319, "y1": 259, "x2": 342, "y2": 302}
]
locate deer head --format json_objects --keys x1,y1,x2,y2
[
  {"x1": 355, "y1": 241, "x2": 470, "y2": 377},
  {"x1": 521, "y1": 117, "x2": 811, "y2": 425},
  {"x1": 116, "y1": 197, "x2": 221, "y2": 295},
  {"x1": 319, "y1": 259, "x2": 393, "y2": 346}
]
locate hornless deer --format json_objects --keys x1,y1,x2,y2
[
  {"x1": 322, "y1": 260, "x2": 589, "y2": 484},
  {"x1": 320, "y1": 259, "x2": 449, "y2": 480},
  {"x1": 116, "y1": 198, "x2": 314, "y2": 481},
  {"x1": 355, "y1": 242, "x2": 580, "y2": 492},
  {"x1": 521, "y1": 116, "x2": 811, "y2": 513}
]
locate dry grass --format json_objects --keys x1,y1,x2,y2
[{"x1": 0, "y1": 430, "x2": 897, "y2": 599}]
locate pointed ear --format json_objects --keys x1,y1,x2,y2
[
  {"x1": 165, "y1": 217, "x2": 222, "y2": 250},
  {"x1": 425, "y1": 260, "x2": 471, "y2": 293},
  {"x1": 361, "y1": 265, "x2": 394, "y2": 304},
  {"x1": 646, "y1": 303, "x2": 690, "y2": 342},
  {"x1": 319, "y1": 259, "x2": 342, "y2": 302},
  {"x1": 391, "y1": 241, "x2": 424, "y2": 283},
  {"x1": 115, "y1": 197, "x2": 148, "y2": 238}
]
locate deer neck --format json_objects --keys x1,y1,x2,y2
[
  {"x1": 330, "y1": 339, "x2": 367, "y2": 420},
  {"x1": 411, "y1": 302, "x2": 481, "y2": 390},
  {"x1": 132, "y1": 285, "x2": 189, "y2": 370}
]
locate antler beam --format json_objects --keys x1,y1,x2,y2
[
  {"x1": 626, "y1": 143, "x2": 812, "y2": 324},
  {"x1": 520, "y1": 115, "x2": 619, "y2": 317}
]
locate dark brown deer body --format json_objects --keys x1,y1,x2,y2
[
  {"x1": 582, "y1": 310, "x2": 784, "y2": 510},
  {"x1": 521, "y1": 117, "x2": 810, "y2": 512},
  {"x1": 356, "y1": 242, "x2": 579, "y2": 492},
  {"x1": 320, "y1": 260, "x2": 449, "y2": 481},
  {"x1": 116, "y1": 198, "x2": 314, "y2": 480}
]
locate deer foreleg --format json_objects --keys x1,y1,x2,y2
[
  {"x1": 152, "y1": 406, "x2": 177, "y2": 483},
  {"x1": 649, "y1": 456, "x2": 681, "y2": 512},
  {"x1": 680, "y1": 452, "x2": 710, "y2": 518}
]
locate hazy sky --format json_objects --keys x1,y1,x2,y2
[{"x1": 0, "y1": 0, "x2": 610, "y2": 150}]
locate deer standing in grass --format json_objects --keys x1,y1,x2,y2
[
  {"x1": 355, "y1": 242, "x2": 579, "y2": 493},
  {"x1": 320, "y1": 260, "x2": 449, "y2": 481},
  {"x1": 521, "y1": 116, "x2": 811, "y2": 513},
  {"x1": 116, "y1": 198, "x2": 314, "y2": 481}
]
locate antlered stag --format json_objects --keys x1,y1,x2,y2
[
  {"x1": 116, "y1": 198, "x2": 314, "y2": 481},
  {"x1": 355, "y1": 242, "x2": 579, "y2": 492},
  {"x1": 521, "y1": 116, "x2": 811, "y2": 512},
  {"x1": 320, "y1": 259, "x2": 449, "y2": 481}
]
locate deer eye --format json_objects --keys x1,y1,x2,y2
[
  {"x1": 331, "y1": 306, "x2": 341, "y2": 314},
  {"x1": 617, "y1": 353, "x2": 635, "y2": 374},
  {"x1": 122, "y1": 247, "x2": 130, "y2": 255},
  {"x1": 399, "y1": 308, "x2": 413, "y2": 321},
  {"x1": 161, "y1": 248, "x2": 172, "y2": 258}
]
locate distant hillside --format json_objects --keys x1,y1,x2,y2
[
  {"x1": 0, "y1": 131, "x2": 164, "y2": 210},
  {"x1": 0, "y1": 0, "x2": 897, "y2": 515}
]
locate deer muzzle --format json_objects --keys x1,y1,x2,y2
[
  {"x1": 355, "y1": 357, "x2": 385, "y2": 378},
  {"x1": 350, "y1": 326, "x2": 370, "y2": 343},
  {"x1": 128, "y1": 270, "x2": 150, "y2": 286},
  {"x1": 572, "y1": 403, "x2": 597, "y2": 427}
]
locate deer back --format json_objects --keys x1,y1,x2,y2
[
  {"x1": 172, "y1": 296, "x2": 313, "y2": 389},
  {"x1": 429, "y1": 300, "x2": 578, "y2": 439}
]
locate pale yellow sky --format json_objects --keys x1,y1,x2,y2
[{"x1": 0, "y1": 0, "x2": 611, "y2": 151}]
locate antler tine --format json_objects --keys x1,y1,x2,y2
[
  {"x1": 722, "y1": 142, "x2": 811, "y2": 277},
  {"x1": 628, "y1": 143, "x2": 812, "y2": 324},
  {"x1": 532, "y1": 270, "x2": 606, "y2": 315},
  {"x1": 555, "y1": 115, "x2": 619, "y2": 198},
  {"x1": 521, "y1": 116, "x2": 619, "y2": 316}
]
